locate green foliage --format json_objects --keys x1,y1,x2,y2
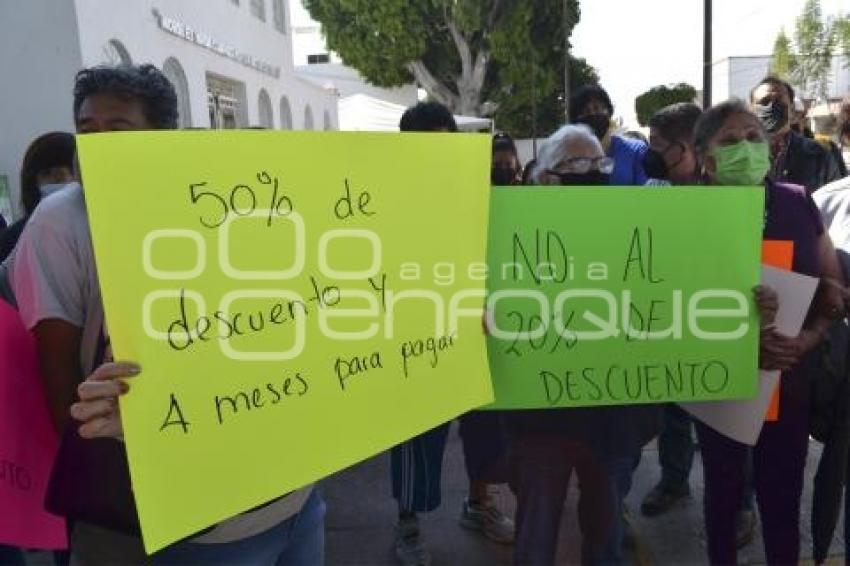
[
  {"x1": 488, "y1": 1, "x2": 598, "y2": 137},
  {"x1": 302, "y1": 1, "x2": 430, "y2": 87},
  {"x1": 791, "y1": 0, "x2": 836, "y2": 100},
  {"x1": 770, "y1": 29, "x2": 797, "y2": 79},
  {"x1": 634, "y1": 83, "x2": 698, "y2": 128},
  {"x1": 304, "y1": 0, "x2": 599, "y2": 137}
]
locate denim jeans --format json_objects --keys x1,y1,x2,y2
[
  {"x1": 657, "y1": 404, "x2": 694, "y2": 491},
  {"x1": 596, "y1": 455, "x2": 638, "y2": 565},
  {"x1": 151, "y1": 489, "x2": 325, "y2": 565},
  {"x1": 0, "y1": 545, "x2": 25, "y2": 566}
]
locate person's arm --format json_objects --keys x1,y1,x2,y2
[
  {"x1": 33, "y1": 319, "x2": 83, "y2": 433},
  {"x1": 9, "y1": 198, "x2": 89, "y2": 434},
  {"x1": 766, "y1": 232, "x2": 847, "y2": 367}
]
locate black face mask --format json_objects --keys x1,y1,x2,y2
[
  {"x1": 753, "y1": 101, "x2": 789, "y2": 134},
  {"x1": 552, "y1": 171, "x2": 610, "y2": 186},
  {"x1": 642, "y1": 148, "x2": 669, "y2": 180},
  {"x1": 491, "y1": 166, "x2": 517, "y2": 185},
  {"x1": 576, "y1": 114, "x2": 610, "y2": 140}
]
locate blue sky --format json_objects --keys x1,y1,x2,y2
[{"x1": 571, "y1": 0, "x2": 848, "y2": 127}]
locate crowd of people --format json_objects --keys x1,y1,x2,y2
[{"x1": 2, "y1": 60, "x2": 850, "y2": 566}]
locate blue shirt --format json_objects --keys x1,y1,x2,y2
[{"x1": 607, "y1": 135, "x2": 649, "y2": 186}]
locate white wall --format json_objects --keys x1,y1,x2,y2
[
  {"x1": 728, "y1": 57, "x2": 771, "y2": 103},
  {"x1": 515, "y1": 139, "x2": 548, "y2": 170},
  {"x1": 287, "y1": 0, "x2": 336, "y2": 66},
  {"x1": 828, "y1": 56, "x2": 850, "y2": 100},
  {"x1": 0, "y1": 0, "x2": 83, "y2": 220},
  {"x1": 711, "y1": 58, "x2": 731, "y2": 104},
  {"x1": 713, "y1": 55, "x2": 849, "y2": 105}
]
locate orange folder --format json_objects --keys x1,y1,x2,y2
[{"x1": 761, "y1": 240, "x2": 794, "y2": 422}]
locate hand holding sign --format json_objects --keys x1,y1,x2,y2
[
  {"x1": 77, "y1": 130, "x2": 493, "y2": 552},
  {"x1": 486, "y1": 186, "x2": 765, "y2": 409},
  {"x1": 70, "y1": 363, "x2": 138, "y2": 440}
]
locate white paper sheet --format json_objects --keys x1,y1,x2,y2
[{"x1": 680, "y1": 265, "x2": 819, "y2": 445}]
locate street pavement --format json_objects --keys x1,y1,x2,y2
[
  {"x1": 322, "y1": 422, "x2": 845, "y2": 565},
  {"x1": 20, "y1": 423, "x2": 845, "y2": 565}
]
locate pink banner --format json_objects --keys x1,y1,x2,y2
[{"x1": 0, "y1": 299, "x2": 67, "y2": 549}]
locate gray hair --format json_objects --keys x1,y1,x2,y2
[{"x1": 532, "y1": 124, "x2": 603, "y2": 184}]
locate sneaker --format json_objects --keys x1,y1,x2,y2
[
  {"x1": 640, "y1": 483, "x2": 691, "y2": 517},
  {"x1": 735, "y1": 508, "x2": 757, "y2": 549},
  {"x1": 459, "y1": 498, "x2": 515, "y2": 544},
  {"x1": 394, "y1": 516, "x2": 431, "y2": 566}
]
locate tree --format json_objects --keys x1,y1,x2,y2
[
  {"x1": 486, "y1": 1, "x2": 598, "y2": 137},
  {"x1": 837, "y1": 15, "x2": 850, "y2": 68},
  {"x1": 304, "y1": 0, "x2": 598, "y2": 137},
  {"x1": 792, "y1": 0, "x2": 836, "y2": 100},
  {"x1": 634, "y1": 83, "x2": 698, "y2": 127},
  {"x1": 770, "y1": 28, "x2": 798, "y2": 79}
]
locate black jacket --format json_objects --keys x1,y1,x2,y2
[{"x1": 775, "y1": 132, "x2": 844, "y2": 193}]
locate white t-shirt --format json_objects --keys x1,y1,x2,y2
[
  {"x1": 8, "y1": 183, "x2": 310, "y2": 546},
  {"x1": 814, "y1": 176, "x2": 850, "y2": 254}
]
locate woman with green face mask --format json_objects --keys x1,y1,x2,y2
[{"x1": 691, "y1": 99, "x2": 846, "y2": 565}]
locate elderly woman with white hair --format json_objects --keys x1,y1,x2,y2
[
  {"x1": 507, "y1": 124, "x2": 662, "y2": 565},
  {"x1": 530, "y1": 124, "x2": 614, "y2": 186}
]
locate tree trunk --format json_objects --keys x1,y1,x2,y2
[
  {"x1": 407, "y1": 16, "x2": 487, "y2": 116},
  {"x1": 447, "y1": 19, "x2": 485, "y2": 116}
]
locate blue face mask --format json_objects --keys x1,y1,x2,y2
[{"x1": 39, "y1": 181, "x2": 77, "y2": 198}]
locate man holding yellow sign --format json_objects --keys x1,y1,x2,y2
[{"x1": 8, "y1": 63, "x2": 493, "y2": 563}]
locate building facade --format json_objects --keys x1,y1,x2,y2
[
  {"x1": 0, "y1": 0, "x2": 338, "y2": 219},
  {"x1": 712, "y1": 55, "x2": 850, "y2": 106}
]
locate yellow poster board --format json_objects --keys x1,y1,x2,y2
[{"x1": 76, "y1": 131, "x2": 493, "y2": 553}]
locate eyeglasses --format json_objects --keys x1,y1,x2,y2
[{"x1": 549, "y1": 156, "x2": 615, "y2": 175}]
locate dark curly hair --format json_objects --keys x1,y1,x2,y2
[
  {"x1": 649, "y1": 103, "x2": 703, "y2": 144},
  {"x1": 569, "y1": 84, "x2": 613, "y2": 122},
  {"x1": 73, "y1": 64, "x2": 179, "y2": 129},
  {"x1": 20, "y1": 132, "x2": 76, "y2": 216},
  {"x1": 399, "y1": 102, "x2": 458, "y2": 132}
]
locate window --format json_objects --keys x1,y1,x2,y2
[
  {"x1": 250, "y1": 0, "x2": 265, "y2": 21},
  {"x1": 272, "y1": 0, "x2": 286, "y2": 33},
  {"x1": 258, "y1": 89, "x2": 274, "y2": 128},
  {"x1": 280, "y1": 97, "x2": 293, "y2": 129},
  {"x1": 304, "y1": 105, "x2": 314, "y2": 130},
  {"x1": 323, "y1": 110, "x2": 333, "y2": 131},
  {"x1": 207, "y1": 74, "x2": 246, "y2": 129},
  {"x1": 230, "y1": 0, "x2": 239, "y2": 5},
  {"x1": 163, "y1": 57, "x2": 192, "y2": 128},
  {"x1": 307, "y1": 54, "x2": 331, "y2": 65}
]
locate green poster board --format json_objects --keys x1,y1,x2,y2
[{"x1": 486, "y1": 186, "x2": 764, "y2": 409}]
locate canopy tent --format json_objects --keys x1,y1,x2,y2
[{"x1": 338, "y1": 93, "x2": 492, "y2": 132}]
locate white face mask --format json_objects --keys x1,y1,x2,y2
[{"x1": 38, "y1": 181, "x2": 77, "y2": 198}]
